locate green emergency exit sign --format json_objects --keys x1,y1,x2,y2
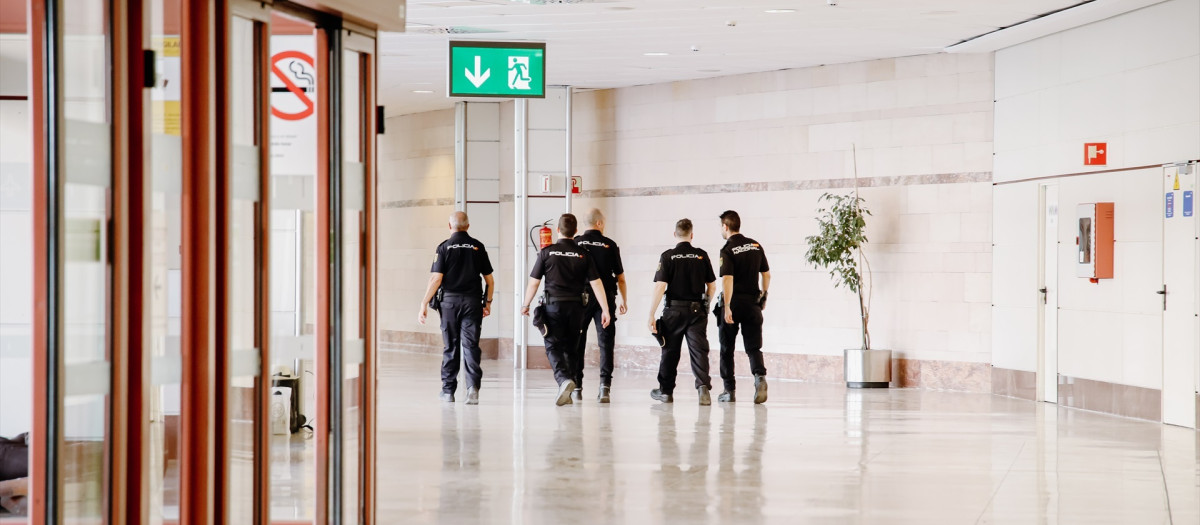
[{"x1": 448, "y1": 41, "x2": 546, "y2": 98}]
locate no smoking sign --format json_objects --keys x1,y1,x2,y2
[{"x1": 271, "y1": 50, "x2": 316, "y2": 121}]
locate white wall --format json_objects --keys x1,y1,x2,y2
[
  {"x1": 377, "y1": 109, "x2": 457, "y2": 340},
  {"x1": 568, "y1": 54, "x2": 996, "y2": 364},
  {"x1": 992, "y1": 0, "x2": 1200, "y2": 386}
]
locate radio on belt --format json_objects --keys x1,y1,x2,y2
[{"x1": 1076, "y1": 202, "x2": 1114, "y2": 282}]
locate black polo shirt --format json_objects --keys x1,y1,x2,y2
[
  {"x1": 530, "y1": 238, "x2": 601, "y2": 298},
  {"x1": 574, "y1": 229, "x2": 624, "y2": 300},
  {"x1": 719, "y1": 233, "x2": 769, "y2": 297},
  {"x1": 654, "y1": 242, "x2": 716, "y2": 302},
  {"x1": 430, "y1": 231, "x2": 493, "y2": 296}
]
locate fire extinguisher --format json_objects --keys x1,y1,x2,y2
[{"x1": 529, "y1": 220, "x2": 554, "y2": 249}]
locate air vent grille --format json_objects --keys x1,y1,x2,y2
[{"x1": 406, "y1": 24, "x2": 506, "y2": 34}]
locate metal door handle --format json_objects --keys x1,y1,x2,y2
[
  {"x1": 1157, "y1": 285, "x2": 1167, "y2": 311},
  {"x1": 1039, "y1": 287, "x2": 1048, "y2": 305}
]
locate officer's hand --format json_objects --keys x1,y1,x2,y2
[
  {"x1": 521, "y1": 305, "x2": 530, "y2": 317},
  {"x1": 618, "y1": 298, "x2": 628, "y2": 316},
  {"x1": 648, "y1": 319, "x2": 657, "y2": 334},
  {"x1": 601, "y1": 312, "x2": 611, "y2": 328},
  {"x1": 417, "y1": 305, "x2": 428, "y2": 325},
  {"x1": 483, "y1": 305, "x2": 492, "y2": 318},
  {"x1": 724, "y1": 308, "x2": 733, "y2": 325}
]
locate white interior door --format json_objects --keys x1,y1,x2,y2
[
  {"x1": 1038, "y1": 184, "x2": 1059, "y2": 403},
  {"x1": 1162, "y1": 163, "x2": 1198, "y2": 428}
]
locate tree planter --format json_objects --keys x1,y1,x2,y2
[{"x1": 844, "y1": 348, "x2": 891, "y2": 388}]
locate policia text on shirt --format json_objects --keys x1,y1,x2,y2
[
  {"x1": 418, "y1": 212, "x2": 496, "y2": 405},
  {"x1": 521, "y1": 213, "x2": 613, "y2": 406}
]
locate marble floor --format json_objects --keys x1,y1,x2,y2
[{"x1": 377, "y1": 351, "x2": 1200, "y2": 525}]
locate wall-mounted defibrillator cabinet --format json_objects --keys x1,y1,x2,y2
[{"x1": 1076, "y1": 202, "x2": 1114, "y2": 282}]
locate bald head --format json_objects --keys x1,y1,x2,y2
[
  {"x1": 449, "y1": 211, "x2": 469, "y2": 232},
  {"x1": 584, "y1": 208, "x2": 605, "y2": 232}
]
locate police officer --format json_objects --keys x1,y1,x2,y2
[
  {"x1": 647, "y1": 219, "x2": 716, "y2": 405},
  {"x1": 418, "y1": 212, "x2": 495, "y2": 405},
  {"x1": 521, "y1": 213, "x2": 612, "y2": 406},
  {"x1": 716, "y1": 210, "x2": 771, "y2": 404},
  {"x1": 573, "y1": 208, "x2": 628, "y2": 403}
]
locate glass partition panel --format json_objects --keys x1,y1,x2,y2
[
  {"x1": 148, "y1": 0, "x2": 182, "y2": 521},
  {"x1": 340, "y1": 48, "x2": 366, "y2": 525},
  {"x1": 61, "y1": 0, "x2": 112, "y2": 521},
  {"x1": 228, "y1": 14, "x2": 262, "y2": 525}
]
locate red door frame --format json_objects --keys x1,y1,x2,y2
[
  {"x1": 29, "y1": 0, "x2": 51, "y2": 522},
  {"x1": 314, "y1": 24, "x2": 332, "y2": 525},
  {"x1": 179, "y1": 0, "x2": 218, "y2": 523}
]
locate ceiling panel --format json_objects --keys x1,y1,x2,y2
[{"x1": 379, "y1": 0, "x2": 1084, "y2": 115}]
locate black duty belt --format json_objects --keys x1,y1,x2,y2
[
  {"x1": 545, "y1": 295, "x2": 583, "y2": 304},
  {"x1": 666, "y1": 299, "x2": 704, "y2": 309},
  {"x1": 731, "y1": 293, "x2": 760, "y2": 302},
  {"x1": 443, "y1": 292, "x2": 480, "y2": 299}
]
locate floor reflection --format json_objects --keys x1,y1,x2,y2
[{"x1": 374, "y1": 351, "x2": 1200, "y2": 524}]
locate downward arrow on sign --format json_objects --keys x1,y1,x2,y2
[{"x1": 464, "y1": 56, "x2": 490, "y2": 88}]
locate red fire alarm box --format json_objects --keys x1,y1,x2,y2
[{"x1": 1076, "y1": 202, "x2": 1114, "y2": 281}]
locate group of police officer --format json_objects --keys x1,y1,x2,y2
[{"x1": 419, "y1": 208, "x2": 771, "y2": 407}]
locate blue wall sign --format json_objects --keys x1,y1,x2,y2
[
  {"x1": 1166, "y1": 192, "x2": 1175, "y2": 218},
  {"x1": 1184, "y1": 191, "x2": 1193, "y2": 217}
]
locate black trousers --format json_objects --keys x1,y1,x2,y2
[
  {"x1": 439, "y1": 296, "x2": 483, "y2": 394},
  {"x1": 717, "y1": 297, "x2": 766, "y2": 392},
  {"x1": 574, "y1": 297, "x2": 616, "y2": 389},
  {"x1": 544, "y1": 301, "x2": 586, "y2": 386},
  {"x1": 657, "y1": 303, "x2": 712, "y2": 395}
]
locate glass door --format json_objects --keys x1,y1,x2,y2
[
  {"x1": 267, "y1": 10, "x2": 320, "y2": 523},
  {"x1": 339, "y1": 33, "x2": 375, "y2": 524},
  {"x1": 148, "y1": 0, "x2": 182, "y2": 521},
  {"x1": 227, "y1": 2, "x2": 272, "y2": 522},
  {"x1": 60, "y1": 0, "x2": 113, "y2": 521}
]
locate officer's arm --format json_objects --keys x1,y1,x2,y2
[
  {"x1": 761, "y1": 271, "x2": 771, "y2": 294},
  {"x1": 420, "y1": 273, "x2": 444, "y2": 307},
  {"x1": 521, "y1": 278, "x2": 542, "y2": 310},
  {"x1": 483, "y1": 274, "x2": 495, "y2": 304},
  {"x1": 706, "y1": 281, "x2": 717, "y2": 301},
  {"x1": 647, "y1": 281, "x2": 667, "y2": 318},
  {"x1": 589, "y1": 279, "x2": 610, "y2": 315},
  {"x1": 722, "y1": 276, "x2": 734, "y2": 309},
  {"x1": 616, "y1": 273, "x2": 628, "y2": 304}
]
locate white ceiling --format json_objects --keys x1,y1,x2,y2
[{"x1": 378, "y1": 0, "x2": 1084, "y2": 116}]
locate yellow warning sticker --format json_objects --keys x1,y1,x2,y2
[{"x1": 1174, "y1": 173, "x2": 1181, "y2": 191}]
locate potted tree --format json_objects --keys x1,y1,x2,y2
[{"x1": 804, "y1": 188, "x2": 891, "y2": 388}]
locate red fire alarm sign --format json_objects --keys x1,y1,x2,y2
[{"x1": 1084, "y1": 143, "x2": 1107, "y2": 166}]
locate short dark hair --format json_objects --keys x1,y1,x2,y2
[
  {"x1": 674, "y1": 218, "x2": 693, "y2": 238},
  {"x1": 558, "y1": 213, "x2": 578, "y2": 238},
  {"x1": 719, "y1": 210, "x2": 740, "y2": 233}
]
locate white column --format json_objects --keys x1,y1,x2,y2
[{"x1": 513, "y1": 99, "x2": 529, "y2": 369}]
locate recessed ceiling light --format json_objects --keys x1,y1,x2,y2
[
  {"x1": 764, "y1": 9, "x2": 795, "y2": 14},
  {"x1": 412, "y1": 90, "x2": 434, "y2": 94},
  {"x1": 644, "y1": 52, "x2": 669, "y2": 56}
]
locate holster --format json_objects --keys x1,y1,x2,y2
[{"x1": 429, "y1": 287, "x2": 444, "y2": 313}]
